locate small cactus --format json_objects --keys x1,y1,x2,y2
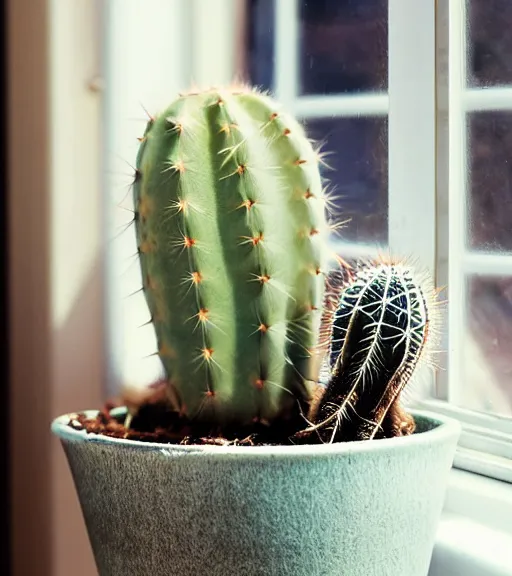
[
  {"x1": 133, "y1": 85, "x2": 330, "y2": 429},
  {"x1": 309, "y1": 260, "x2": 440, "y2": 443}
]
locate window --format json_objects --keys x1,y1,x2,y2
[
  {"x1": 103, "y1": 0, "x2": 512, "y2": 483},
  {"x1": 425, "y1": 0, "x2": 512, "y2": 483}
]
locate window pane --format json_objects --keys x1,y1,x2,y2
[
  {"x1": 300, "y1": 0, "x2": 388, "y2": 95},
  {"x1": 246, "y1": 0, "x2": 275, "y2": 91},
  {"x1": 464, "y1": 275, "x2": 512, "y2": 416},
  {"x1": 244, "y1": 1, "x2": 389, "y2": 246},
  {"x1": 468, "y1": 0, "x2": 512, "y2": 87},
  {"x1": 469, "y1": 112, "x2": 512, "y2": 252},
  {"x1": 305, "y1": 116, "x2": 388, "y2": 244},
  {"x1": 246, "y1": 0, "x2": 388, "y2": 96}
]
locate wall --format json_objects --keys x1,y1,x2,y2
[{"x1": 8, "y1": 1, "x2": 104, "y2": 574}]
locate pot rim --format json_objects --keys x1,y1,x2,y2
[{"x1": 51, "y1": 407, "x2": 461, "y2": 456}]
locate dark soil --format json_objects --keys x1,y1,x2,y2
[
  {"x1": 66, "y1": 376, "x2": 416, "y2": 447},
  {"x1": 66, "y1": 381, "x2": 316, "y2": 447},
  {"x1": 66, "y1": 267, "x2": 357, "y2": 447}
]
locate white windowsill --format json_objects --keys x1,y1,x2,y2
[{"x1": 429, "y1": 469, "x2": 512, "y2": 576}]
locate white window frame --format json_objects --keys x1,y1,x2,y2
[
  {"x1": 102, "y1": 0, "x2": 512, "y2": 488},
  {"x1": 417, "y1": 0, "x2": 512, "y2": 485}
]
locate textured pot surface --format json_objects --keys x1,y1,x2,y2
[{"x1": 52, "y1": 409, "x2": 460, "y2": 576}]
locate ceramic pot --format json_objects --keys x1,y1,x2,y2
[{"x1": 52, "y1": 408, "x2": 460, "y2": 576}]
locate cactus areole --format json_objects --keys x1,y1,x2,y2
[{"x1": 133, "y1": 86, "x2": 330, "y2": 428}]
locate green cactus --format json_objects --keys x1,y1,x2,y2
[
  {"x1": 133, "y1": 86, "x2": 329, "y2": 429},
  {"x1": 309, "y1": 261, "x2": 438, "y2": 443}
]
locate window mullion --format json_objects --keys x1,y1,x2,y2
[
  {"x1": 388, "y1": 0, "x2": 437, "y2": 277},
  {"x1": 294, "y1": 93, "x2": 389, "y2": 118},
  {"x1": 274, "y1": 0, "x2": 299, "y2": 110},
  {"x1": 447, "y1": 0, "x2": 468, "y2": 407},
  {"x1": 387, "y1": 0, "x2": 438, "y2": 399},
  {"x1": 464, "y1": 86, "x2": 512, "y2": 112}
]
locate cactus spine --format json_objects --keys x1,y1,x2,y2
[
  {"x1": 133, "y1": 86, "x2": 329, "y2": 428},
  {"x1": 311, "y1": 261, "x2": 438, "y2": 443}
]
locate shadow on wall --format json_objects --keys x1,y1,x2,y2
[
  {"x1": 52, "y1": 258, "x2": 104, "y2": 576},
  {"x1": 12, "y1": 256, "x2": 103, "y2": 576}
]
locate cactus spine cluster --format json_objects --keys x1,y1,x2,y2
[
  {"x1": 309, "y1": 261, "x2": 437, "y2": 443},
  {"x1": 133, "y1": 86, "x2": 329, "y2": 428}
]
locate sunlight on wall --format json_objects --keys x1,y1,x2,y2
[
  {"x1": 104, "y1": 0, "x2": 237, "y2": 393},
  {"x1": 50, "y1": 1, "x2": 101, "y2": 329}
]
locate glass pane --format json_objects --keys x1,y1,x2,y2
[
  {"x1": 468, "y1": 112, "x2": 512, "y2": 252},
  {"x1": 463, "y1": 275, "x2": 512, "y2": 416},
  {"x1": 299, "y1": 0, "x2": 388, "y2": 95},
  {"x1": 305, "y1": 116, "x2": 388, "y2": 245},
  {"x1": 246, "y1": 0, "x2": 275, "y2": 92},
  {"x1": 246, "y1": 0, "x2": 388, "y2": 96},
  {"x1": 468, "y1": 0, "x2": 512, "y2": 87}
]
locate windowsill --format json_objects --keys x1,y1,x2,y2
[{"x1": 429, "y1": 468, "x2": 512, "y2": 576}]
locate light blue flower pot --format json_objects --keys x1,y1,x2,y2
[{"x1": 52, "y1": 408, "x2": 460, "y2": 576}]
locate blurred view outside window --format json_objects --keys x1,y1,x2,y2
[{"x1": 247, "y1": 0, "x2": 388, "y2": 245}]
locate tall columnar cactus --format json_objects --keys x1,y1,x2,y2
[
  {"x1": 310, "y1": 261, "x2": 439, "y2": 443},
  {"x1": 133, "y1": 86, "x2": 330, "y2": 428}
]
